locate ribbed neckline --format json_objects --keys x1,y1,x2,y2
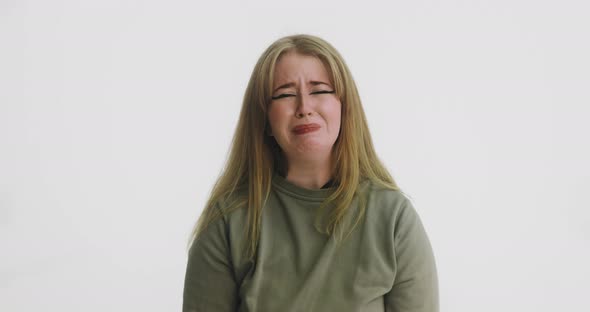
[{"x1": 271, "y1": 172, "x2": 336, "y2": 202}]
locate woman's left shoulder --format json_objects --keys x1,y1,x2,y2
[{"x1": 362, "y1": 180, "x2": 410, "y2": 209}]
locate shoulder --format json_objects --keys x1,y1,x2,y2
[
  {"x1": 363, "y1": 180, "x2": 410, "y2": 212},
  {"x1": 360, "y1": 180, "x2": 421, "y2": 229},
  {"x1": 210, "y1": 187, "x2": 249, "y2": 232},
  {"x1": 214, "y1": 186, "x2": 248, "y2": 215}
]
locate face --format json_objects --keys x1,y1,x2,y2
[{"x1": 267, "y1": 51, "x2": 342, "y2": 162}]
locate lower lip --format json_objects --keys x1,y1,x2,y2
[{"x1": 293, "y1": 127, "x2": 320, "y2": 135}]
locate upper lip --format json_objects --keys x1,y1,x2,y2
[{"x1": 292, "y1": 123, "x2": 321, "y2": 132}]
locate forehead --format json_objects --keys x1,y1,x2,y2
[{"x1": 272, "y1": 52, "x2": 331, "y2": 86}]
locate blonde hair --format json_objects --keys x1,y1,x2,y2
[{"x1": 188, "y1": 34, "x2": 399, "y2": 261}]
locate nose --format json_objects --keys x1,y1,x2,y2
[{"x1": 295, "y1": 93, "x2": 313, "y2": 118}]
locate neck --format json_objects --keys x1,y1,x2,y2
[{"x1": 283, "y1": 154, "x2": 333, "y2": 190}]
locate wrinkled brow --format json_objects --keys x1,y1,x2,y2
[{"x1": 273, "y1": 81, "x2": 331, "y2": 93}]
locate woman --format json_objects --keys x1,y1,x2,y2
[{"x1": 183, "y1": 34, "x2": 439, "y2": 312}]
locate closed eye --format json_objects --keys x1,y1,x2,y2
[
  {"x1": 271, "y1": 93, "x2": 295, "y2": 100},
  {"x1": 270, "y1": 90, "x2": 335, "y2": 101},
  {"x1": 312, "y1": 90, "x2": 335, "y2": 95}
]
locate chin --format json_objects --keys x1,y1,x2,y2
[{"x1": 293, "y1": 141, "x2": 333, "y2": 155}]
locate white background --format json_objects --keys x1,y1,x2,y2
[{"x1": 1, "y1": 0, "x2": 589, "y2": 311}]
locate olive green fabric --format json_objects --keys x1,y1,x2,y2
[{"x1": 183, "y1": 173, "x2": 438, "y2": 311}]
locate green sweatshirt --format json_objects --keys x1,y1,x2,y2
[{"x1": 183, "y1": 173, "x2": 439, "y2": 312}]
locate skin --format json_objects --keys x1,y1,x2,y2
[{"x1": 268, "y1": 51, "x2": 342, "y2": 190}]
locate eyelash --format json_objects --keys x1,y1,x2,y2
[{"x1": 271, "y1": 90, "x2": 335, "y2": 100}]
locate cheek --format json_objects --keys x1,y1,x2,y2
[
  {"x1": 268, "y1": 105, "x2": 290, "y2": 131},
  {"x1": 325, "y1": 101, "x2": 342, "y2": 129}
]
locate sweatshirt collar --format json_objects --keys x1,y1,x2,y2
[{"x1": 271, "y1": 172, "x2": 336, "y2": 201}]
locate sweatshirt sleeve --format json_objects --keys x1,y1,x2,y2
[
  {"x1": 182, "y1": 212, "x2": 239, "y2": 312},
  {"x1": 384, "y1": 198, "x2": 439, "y2": 312}
]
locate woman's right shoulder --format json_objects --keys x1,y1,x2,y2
[{"x1": 214, "y1": 186, "x2": 249, "y2": 218}]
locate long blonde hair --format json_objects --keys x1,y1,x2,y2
[{"x1": 188, "y1": 34, "x2": 399, "y2": 261}]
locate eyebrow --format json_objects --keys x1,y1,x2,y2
[{"x1": 273, "y1": 81, "x2": 331, "y2": 93}]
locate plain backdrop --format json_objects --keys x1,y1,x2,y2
[{"x1": 1, "y1": 0, "x2": 589, "y2": 311}]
